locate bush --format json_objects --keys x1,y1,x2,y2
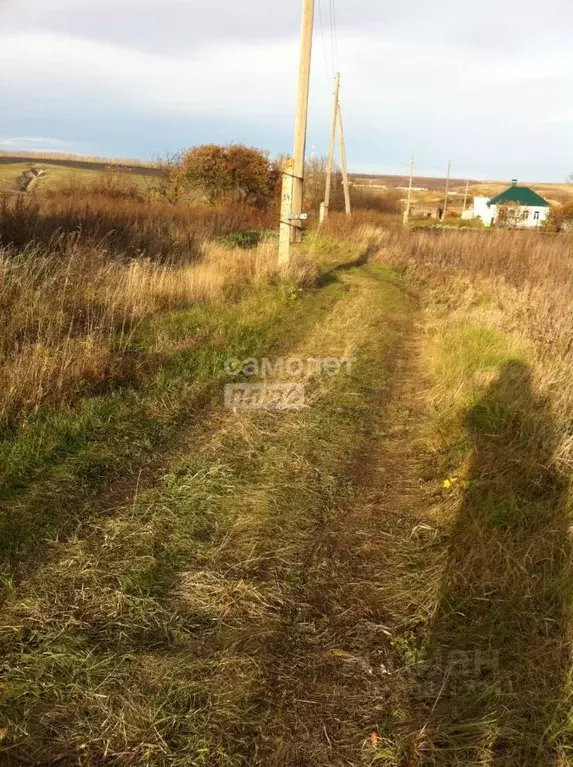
[
  {"x1": 304, "y1": 170, "x2": 402, "y2": 218},
  {"x1": 89, "y1": 167, "x2": 144, "y2": 200},
  {"x1": 182, "y1": 144, "x2": 281, "y2": 209},
  {"x1": 342, "y1": 187, "x2": 402, "y2": 215},
  {"x1": 548, "y1": 200, "x2": 573, "y2": 232}
]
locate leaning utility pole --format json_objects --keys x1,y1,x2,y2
[
  {"x1": 290, "y1": 0, "x2": 315, "y2": 244},
  {"x1": 441, "y1": 160, "x2": 451, "y2": 221},
  {"x1": 323, "y1": 71, "x2": 341, "y2": 221},
  {"x1": 462, "y1": 179, "x2": 469, "y2": 216},
  {"x1": 403, "y1": 153, "x2": 415, "y2": 226},
  {"x1": 337, "y1": 103, "x2": 351, "y2": 216}
]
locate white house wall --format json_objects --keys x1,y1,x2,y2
[
  {"x1": 523, "y1": 206, "x2": 549, "y2": 227},
  {"x1": 494, "y1": 205, "x2": 549, "y2": 228},
  {"x1": 473, "y1": 197, "x2": 494, "y2": 225},
  {"x1": 469, "y1": 198, "x2": 549, "y2": 228}
]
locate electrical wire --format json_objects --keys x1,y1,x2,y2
[
  {"x1": 328, "y1": 0, "x2": 336, "y2": 73},
  {"x1": 331, "y1": 0, "x2": 339, "y2": 68},
  {"x1": 317, "y1": 0, "x2": 331, "y2": 73}
]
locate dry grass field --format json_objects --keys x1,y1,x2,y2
[
  {"x1": 0, "y1": 185, "x2": 284, "y2": 427},
  {"x1": 1, "y1": 159, "x2": 573, "y2": 765}
]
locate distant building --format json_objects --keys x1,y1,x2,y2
[{"x1": 462, "y1": 180, "x2": 550, "y2": 228}]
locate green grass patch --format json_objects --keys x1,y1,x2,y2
[
  {"x1": 0, "y1": 262, "x2": 417, "y2": 766},
  {"x1": 0, "y1": 274, "x2": 347, "y2": 574},
  {"x1": 421, "y1": 321, "x2": 529, "y2": 462}
]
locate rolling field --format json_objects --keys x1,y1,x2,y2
[
  {"x1": 0, "y1": 162, "x2": 157, "y2": 195},
  {"x1": 0, "y1": 153, "x2": 160, "y2": 195},
  {"x1": 0, "y1": 162, "x2": 101, "y2": 193},
  {"x1": 1, "y1": 152, "x2": 570, "y2": 205}
]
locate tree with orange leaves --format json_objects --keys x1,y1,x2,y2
[{"x1": 182, "y1": 144, "x2": 280, "y2": 209}]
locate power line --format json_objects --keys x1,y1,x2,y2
[
  {"x1": 331, "y1": 0, "x2": 339, "y2": 67},
  {"x1": 317, "y1": 0, "x2": 330, "y2": 72},
  {"x1": 328, "y1": 0, "x2": 335, "y2": 73}
]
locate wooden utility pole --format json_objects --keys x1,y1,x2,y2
[
  {"x1": 323, "y1": 71, "x2": 341, "y2": 221},
  {"x1": 290, "y1": 0, "x2": 315, "y2": 244},
  {"x1": 279, "y1": 159, "x2": 294, "y2": 265},
  {"x1": 336, "y1": 103, "x2": 351, "y2": 216},
  {"x1": 462, "y1": 179, "x2": 469, "y2": 216},
  {"x1": 403, "y1": 153, "x2": 415, "y2": 226},
  {"x1": 441, "y1": 160, "x2": 451, "y2": 221}
]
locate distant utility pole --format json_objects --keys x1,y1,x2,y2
[
  {"x1": 441, "y1": 160, "x2": 451, "y2": 221},
  {"x1": 337, "y1": 103, "x2": 351, "y2": 216},
  {"x1": 462, "y1": 179, "x2": 469, "y2": 216},
  {"x1": 323, "y1": 71, "x2": 341, "y2": 222},
  {"x1": 403, "y1": 153, "x2": 415, "y2": 226},
  {"x1": 290, "y1": 0, "x2": 315, "y2": 244}
]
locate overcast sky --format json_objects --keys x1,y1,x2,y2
[{"x1": 1, "y1": 0, "x2": 572, "y2": 180}]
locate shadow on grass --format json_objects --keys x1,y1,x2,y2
[
  {"x1": 335, "y1": 238, "x2": 379, "y2": 268},
  {"x1": 316, "y1": 241, "x2": 379, "y2": 288},
  {"x1": 416, "y1": 361, "x2": 572, "y2": 765}
]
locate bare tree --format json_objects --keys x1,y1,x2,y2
[{"x1": 146, "y1": 151, "x2": 187, "y2": 204}]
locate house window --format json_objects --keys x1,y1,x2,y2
[
  {"x1": 520, "y1": 209, "x2": 529, "y2": 220},
  {"x1": 534, "y1": 211, "x2": 540, "y2": 221}
]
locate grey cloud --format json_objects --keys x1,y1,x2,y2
[
  {"x1": 2, "y1": 0, "x2": 300, "y2": 52},
  {"x1": 2, "y1": 0, "x2": 573, "y2": 56},
  {"x1": 0, "y1": 0, "x2": 572, "y2": 180}
]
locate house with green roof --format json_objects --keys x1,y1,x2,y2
[{"x1": 463, "y1": 180, "x2": 550, "y2": 228}]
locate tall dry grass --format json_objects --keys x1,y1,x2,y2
[
  {"x1": 321, "y1": 216, "x2": 573, "y2": 470},
  {"x1": 0, "y1": 239, "x2": 311, "y2": 424},
  {"x1": 389, "y1": 228, "x2": 573, "y2": 290},
  {"x1": 373, "y1": 229, "x2": 573, "y2": 455},
  {"x1": 358, "y1": 225, "x2": 573, "y2": 763},
  {"x1": 315, "y1": 209, "x2": 401, "y2": 247},
  {"x1": 0, "y1": 192, "x2": 276, "y2": 261}
]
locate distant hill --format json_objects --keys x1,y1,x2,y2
[
  {"x1": 0, "y1": 151, "x2": 160, "y2": 177},
  {"x1": 350, "y1": 174, "x2": 476, "y2": 191}
]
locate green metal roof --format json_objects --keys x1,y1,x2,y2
[{"x1": 488, "y1": 184, "x2": 550, "y2": 208}]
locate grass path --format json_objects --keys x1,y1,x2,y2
[
  {"x1": 2, "y1": 252, "x2": 572, "y2": 766},
  {"x1": 0, "y1": 265, "x2": 339, "y2": 577},
  {"x1": 0, "y1": 259, "x2": 420, "y2": 765}
]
